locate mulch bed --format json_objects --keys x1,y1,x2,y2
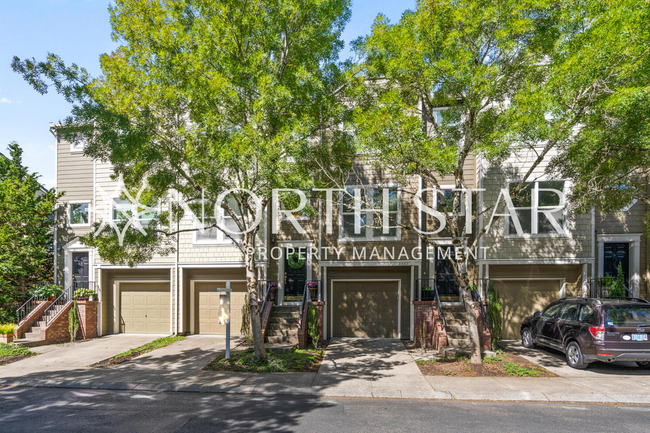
[
  {"x1": 416, "y1": 352, "x2": 557, "y2": 377},
  {"x1": 0, "y1": 353, "x2": 36, "y2": 366},
  {"x1": 204, "y1": 348, "x2": 324, "y2": 373},
  {"x1": 89, "y1": 347, "x2": 153, "y2": 368}
]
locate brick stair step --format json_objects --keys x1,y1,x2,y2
[
  {"x1": 269, "y1": 312, "x2": 301, "y2": 319},
  {"x1": 25, "y1": 331, "x2": 42, "y2": 339},
  {"x1": 447, "y1": 338, "x2": 472, "y2": 347},
  {"x1": 269, "y1": 316, "x2": 300, "y2": 325},
  {"x1": 265, "y1": 335, "x2": 297, "y2": 344},
  {"x1": 265, "y1": 329, "x2": 298, "y2": 337},
  {"x1": 446, "y1": 325, "x2": 470, "y2": 333},
  {"x1": 267, "y1": 322, "x2": 299, "y2": 330}
]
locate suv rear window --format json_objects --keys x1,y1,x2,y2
[{"x1": 605, "y1": 305, "x2": 650, "y2": 327}]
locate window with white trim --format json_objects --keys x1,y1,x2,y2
[
  {"x1": 68, "y1": 202, "x2": 90, "y2": 226},
  {"x1": 194, "y1": 199, "x2": 242, "y2": 244},
  {"x1": 111, "y1": 197, "x2": 159, "y2": 227},
  {"x1": 436, "y1": 188, "x2": 466, "y2": 216},
  {"x1": 70, "y1": 138, "x2": 86, "y2": 153},
  {"x1": 339, "y1": 186, "x2": 400, "y2": 241},
  {"x1": 507, "y1": 180, "x2": 568, "y2": 236}
]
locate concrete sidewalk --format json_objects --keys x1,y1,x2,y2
[{"x1": 1, "y1": 336, "x2": 650, "y2": 403}]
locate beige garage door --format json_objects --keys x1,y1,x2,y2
[
  {"x1": 120, "y1": 282, "x2": 170, "y2": 334},
  {"x1": 494, "y1": 279, "x2": 562, "y2": 340},
  {"x1": 195, "y1": 282, "x2": 247, "y2": 335},
  {"x1": 332, "y1": 281, "x2": 399, "y2": 338}
]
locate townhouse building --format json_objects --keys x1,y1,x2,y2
[{"x1": 48, "y1": 122, "x2": 649, "y2": 348}]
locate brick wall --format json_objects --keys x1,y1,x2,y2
[
  {"x1": 15, "y1": 299, "x2": 53, "y2": 339},
  {"x1": 77, "y1": 300, "x2": 98, "y2": 339},
  {"x1": 413, "y1": 301, "x2": 446, "y2": 349},
  {"x1": 40, "y1": 301, "x2": 83, "y2": 344}
]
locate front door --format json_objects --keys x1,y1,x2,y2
[
  {"x1": 603, "y1": 243, "x2": 630, "y2": 288},
  {"x1": 72, "y1": 252, "x2": 89, "y2": 290},
  {"x1": 435, "y1": 252, "x2": 460, "y2": 302},
  {"x1": 284, "y1": 249, "x2": 307, "y2": 302}
]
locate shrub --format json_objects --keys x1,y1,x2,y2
[
  {"x1": 0, "y1": 323, "x2": 16, "y2": 334},
  {"x1": 486, "y1": 282, "x2": 503, "y2": 350},
  {"x1": 73, "y1": 288, "x2": 94, "y2": 300},
  {"x1": 606, "y1": 263, "x2": 627, "y2": 298},
  {"x1": 307, "y1": 305, "x2": 320, "y2": 349},
  {"x1": 31, "y1": 284, "x2": 63, "y2": 299},
  {"x1": 68, "y1": 300, "x2": 79, "y2": 342}
]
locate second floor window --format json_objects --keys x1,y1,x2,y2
[
  {"x1": 340, "y1": 186, "x2": 400, "y2": 241},
  {"x1": 194, "y1": 200, "x2": 242, "y2": 244},
  {"x1": 111, "y1": 198, "x2": 158, "y2": 227},
  {"x1": 507, "y1": 180, "x2": 567, "y2": 236},
  {"x1": 68, "y1": 202, "x2": 89, "y2": 226}
]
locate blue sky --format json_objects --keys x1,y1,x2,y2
[{"x1": 0, "y1": 0, "x2": 414, "y2": 188}]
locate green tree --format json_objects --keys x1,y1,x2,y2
[
  {"x1": 547, "y1": 0, "x2": 650, "y2": 228},
  {"x1": 350, "y1": 0, "x2": 639, "y2": 363},
  {"x1": 13, "y1": 0, "x2": 354, "y2": 358},
  {"x1": 0, "y1": 143, "x2": 62, "y2": 322}
]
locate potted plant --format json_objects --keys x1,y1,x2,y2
[
  {"x1": 267, "y1": 282, "x2": 278, "y2": 301},
  {"x1": 307, "y1": 281, "x2": 319, "y2": 300},
  {"x1": 0, "y1": 324, "x2": 16, "y2": 344},
  {"x1": 469, "y1": 284, "x2": 481, "y2": 301},
  {"x1": 31, "y1": 284, "x2": 63, "y2": 301},
  {"x1": 73, "y1": 288, "x2": 95, "y2": 301},
  {"x1": 422, "y1": 286, "x2": 434, "y2": 300}
]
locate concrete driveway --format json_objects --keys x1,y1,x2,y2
[
  {"x1": 0, "y1": 334, "x2": 161, "y2": 381},
  {"x1": 310, "y1": 338, "x2": 444, "y2": 398},
  {"x1": 501, "y1": 341, "x2": 650, "y2": 378}
]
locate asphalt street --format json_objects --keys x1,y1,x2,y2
[{"x1": 1, "y1": 386, "x2": 649, "y2": 432}]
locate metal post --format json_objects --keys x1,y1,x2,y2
[{"x1": 218, "y1": 282, "x2": 232, "y2": 359}]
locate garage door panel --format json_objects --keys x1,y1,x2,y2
[
  {"x1": 195, "y1": 282, "x2": 247, "y2": 335},
  {"x1": 495, "y1": 279, "x2": 562, "y2": 340},
  {"x1": 120, "y1": 282, "x2": 170, "y2": 334},
  {"x1": 333, "y1": 281, "x2": 399, "y2": 338}
]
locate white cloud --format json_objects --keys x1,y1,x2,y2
[{"x1": 0, "y1": 97, "x2": 11, "y2": 104}]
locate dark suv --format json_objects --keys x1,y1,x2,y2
[{"x1": 520, "y1": 297, "x2": 650, "y2": 369}]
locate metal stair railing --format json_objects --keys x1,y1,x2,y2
[
  {"x1": 589, "y1": 277, "x2": 633, "y2": 299},
  {"x1": 43, "y1": 285, "x2": 73, "y2": 326}
]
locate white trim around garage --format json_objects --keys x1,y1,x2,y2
[{"x1": 113, "y1": 280, "x2": 171, "y2": 334}]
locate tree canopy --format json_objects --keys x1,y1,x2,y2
[{"x1": 0, "y1": 143, "x2": 61, "y2": 322}]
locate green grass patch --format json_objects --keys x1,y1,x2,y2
[
  {"x1": 503, "y1": 362, "x2": 541, "y2": 377},
  {"x1": 0, "y1": 343, "x2": 34, "y2": 357},
  {"x1": 90, "y1": 335, "x2": 185, "y2": 368},
  {"x1": 205, "y1": 347, "x2": 324, "y2": 373},
  {"x1": 112, "y1": 336, "x2": 186, "y2": 360}
]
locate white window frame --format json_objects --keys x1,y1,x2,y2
[
  {"x1": 338, "y1": 184, "x2": 401, "y2": 242},
  {"x1": 68, "y1": 200, "x2": 91, "y2": 227},
  {"x1": 193, "y1": 215, "x2": 239, "y2": 245},
  {"x1": 435, "y1": 186, "x2": 466, "y2": 216},
  {"x1": 70, "y1": 138, "x2": 87, "y2": 153},
  {"x1": 278, "y1": 192, "x2": 311, "y2": 222},
  {"x1": 110, "y1": 197, "x2": 160, "y2": 228},
  {"x1": 505, "y1": 179, "x2": 570, "y2": 239}
]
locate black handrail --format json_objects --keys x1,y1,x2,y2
[
  {"x1": 260, "y1": 281, "x2": 276, "y2": 318},
  {"x1": 43, "y1": 285, "x2": 72, "y2": 326},
  {"x1": 16, "y1": 281, "x2": 55, "y2": 323},
  {"x1": 589, "y1": 277, "x2": 633, "y2": 299},
  {"x1": 471, "y1": 280, "x2": 490, "y2": 332},
  {"x1": 433, "y1": 283, "x2": 446, "y2": 329}
]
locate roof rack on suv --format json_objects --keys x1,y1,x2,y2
[{"x1": 598, "y1": 297, "x2": 650, "y2": 304}]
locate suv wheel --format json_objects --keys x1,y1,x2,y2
[
  {"x1": 636, "y1": 361, "x2": 650, "y2": 370},
  {"x1": 521, "y1": 327, "x2": 535, "y2": 348},
  {"x1": 566, "y1": 341, "x2": 587, "y2": 369}
]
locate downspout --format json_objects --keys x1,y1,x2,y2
[
  {"x1": 175, "y1": 205, "x2": 180, "y2": 335},
  {"x1": 50, "y1": 125, "x2": 58, "y2": 285}
]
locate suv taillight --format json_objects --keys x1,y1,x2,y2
[{"x1": 589, "y1": 326, "x2": 605, "y2": 341}]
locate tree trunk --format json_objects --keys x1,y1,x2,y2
[
  {"x1": 460, "y1": 276, "x2": 482, "y2": 364},
  {"x1": 244, "y1": 236, "x2": 266, "y2": 359}
]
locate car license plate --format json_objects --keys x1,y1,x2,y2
[{"x1": 631, "y1": 334, "x2": 648, "y2": 341}]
